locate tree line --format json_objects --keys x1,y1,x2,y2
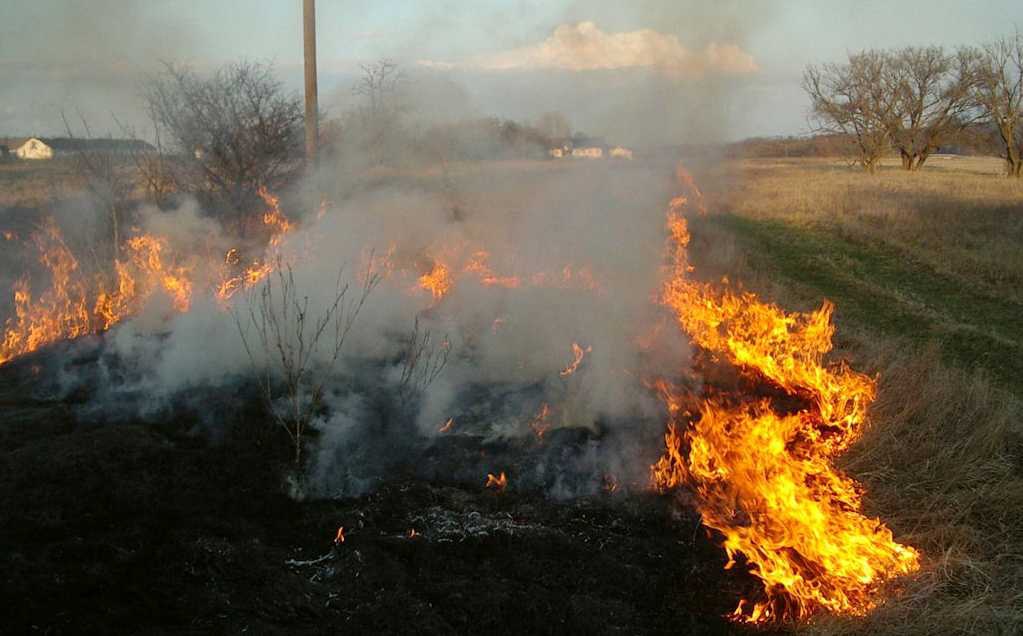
[{"x1": 804, "y1": 32, "x2": 1023, "y2": 176}]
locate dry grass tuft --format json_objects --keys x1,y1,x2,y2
[{"x1": 813, "y1": 344, "x2": 1023, "y2": 635}]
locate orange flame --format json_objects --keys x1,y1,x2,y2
[
  {"x1": 258, "y1": 185, "x2": 292, "y2": 249},
  {"x1": 2, "y1": 187, "x2": 295, "y2": 368},
  {"x1": 438, "y1": 417, "x2": 455, "y2": 433},
  {"x1": 485, "y1": 472, "x2": 508, "y2": 491},
  {"x1": 528, "y1": 402, "x2": 551, "y2": 439},
  {"x1": 418, "y1": 260, "x2": 453, "y2": 301},
  {"x1": 215, "y1": 188, "x2": 294, "y2": 304},
  {"x1": 334, "y1": 526, "x2": 346, "y2": 544},
  {"x1": 650, "y1": 165, "x2": 919, "y2": 623},
  {"x1": 559, "y1": 342, "x2": 592, "y2": 377},
  {"x1": 0, "y1": 220, "x2": 91, "y2": 366}
]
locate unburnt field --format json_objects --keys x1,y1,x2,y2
[{"x1": 1, "y1": 156, "x2": 1021, "y2": 634}]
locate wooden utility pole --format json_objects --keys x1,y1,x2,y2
[{"x1": 303, "y1": 0, "x2": 318, "y2": 167}]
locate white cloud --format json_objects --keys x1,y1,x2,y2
[{"x1": 418, "y1": 21, "x2": 758, "y2": 76}]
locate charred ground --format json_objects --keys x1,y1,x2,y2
[{"x1": 0, "y1": 345, "x2": 762, "y2": 635}]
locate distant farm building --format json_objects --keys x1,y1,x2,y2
[
  {"x1": 548, "y1": 136, "x2": 632, "y2": 161},
  {"x1": 1, "y1": 137, "x2": 155, "y2": 160},
  {"x1": 609, "y1": 146, "x2": 634, "y2": 160},
  {"x1": 7, "y1": 137, "x2": 54, "y2": 160},
  {"x1": 571, "y1": 146, "x2": 604, "y2": 159}
]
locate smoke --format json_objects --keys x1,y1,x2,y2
[
  {"x1": 9, "y1": 1, "x2": 771, "y2": 499},
  {"x1": 0, "y1": 0, "x2": 202, "y2": 135},
  {"x1": 60, "y1": 153, "x2": 692, "y2": 497}
]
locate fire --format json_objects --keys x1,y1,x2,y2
[
  {"x1": 407, "y1": 528, "x2": 420, "y2": 539},
  {"x1": 2, "y1": 187, "x2": 295, "y2": 368},
  {"x1": 121, "y1": 235, "x2": 195, "y2": 313},
  {"x1": 603, "y1": 474, "x2": 619, "y2": 495},
  {"x1": 528, "y1": 402, "x2": 551, "y2": 439},
  {"x1": 215, "y1": 187, "x2": 295, "y2": 303},
  {"x1": 418, "y1": 260, "x2": 453, "y2": 301},
  {"x1": 438, "y1": 417, "x2": 455, "y2": 433},
  {"x1": 258, "y1": 185, "x2": 293, "y2": 248},
  {"x1": 559, "y1": 342, "x2": 592, "y2": 377},
  {"x1": 334, "y1": 526, "x2": 346, "y2": 544},
  {"x1": 485, "y1": 472, "x2": 508, "y2": 491},
  {"x1": 650, "y1": 165, "x2": 919, "y2": 623},
  {"x1": 1, "y1": 220, "x2": 91, "y2": 366},
  {"x1": 2, "y1": 231, "x2": 15, "y2": 241},
  {"x1": 464, "y1": 250, "x2": 521, "y2": 288}
]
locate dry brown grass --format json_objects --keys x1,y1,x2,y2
[
  {"x1": 721, "y1": 156, "x2": 1023, "y2": 303},
  {"x1": 0, "y1": 159, "x2": 87, "y2": 208},
  {"x1": 691, "y1": 157, "x2": 1023, "y2": 635}
]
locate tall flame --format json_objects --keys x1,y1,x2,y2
[
  {"x1": 651, "y1": 165, "x2": 918, "y2": 623},
  {"x1": 2, "y1": 187, "x2": 294, "y2": 368},
  {"x1": 1, "y1": 220, "x2": 91, "y2": 365}
]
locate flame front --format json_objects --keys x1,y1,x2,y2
[
  {"x1": 485, "y1": 472, "x2": 508, "y2": 491},
  {"x1": 2, "y1": 187, "x2": 295, "y2": 368},
  {"x1": 559, "y1": 342, "x2": 592, "y2": 377},
  {"x1": 651, "y1": 166, "x2": 919, "y2": 623}
]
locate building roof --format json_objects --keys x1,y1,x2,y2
[{"x1": 0, "y1": 137, "x2": 155, "y2": 152}]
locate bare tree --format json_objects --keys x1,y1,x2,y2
[
  {"x1": 884, "y1": 46, "x2": 981, "y2": 170},
  {"x1": 142, "y1": 61, "x2": 304, "y2": 222},
  {"x1": 234, "y1": 258, "x2": 380, "y2": 466},
  {"x1": 396, "y1": 315, "x2": 451, "y2": 406},
  {"x1": 347, "y1": 60, "x2": 408, "y2": 167},
  {"x1": 121, "y1": 107, "x2": 176, "y2": 208},
  {"x1": 60, "y1": 111, "x2": 135, "y2": 261},
  {"x1": 353, "y1": 59, "x2": 405, "y2": 117},
  {"x1": 972, "y1": 33, "x2": 1023, "y2": 177},
  {"x1": 804, "y1": 51, "x2": 894, "y2": 173}
]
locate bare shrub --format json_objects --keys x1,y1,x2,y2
[
  {"x1": 396, "y1": 315, "x2": 451, "y2": 406},
  {"x1": 234, "y1": 258, "x2": 379, "y2": 466},
  {"x1": 59, "y1": 111, "x2": 136, "y2": 261},
  {"x1": 143, "y1": 61, "x2": 304, "y2": 223}
]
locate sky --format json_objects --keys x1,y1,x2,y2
[{"x1": 1, "y1": 0, "x2": 1020, "y2": 144}]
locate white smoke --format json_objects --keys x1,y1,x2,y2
[{"x1": 92, "y1": 158, "x2": 691, "y2": 497}]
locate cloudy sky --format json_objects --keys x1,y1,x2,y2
[{"x1": 1, "y1": 0, "x2": 1019, "y2": 144}]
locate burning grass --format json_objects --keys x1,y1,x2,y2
[{"x1": 690, "y1": 156, "x2": 1023, "y2": 634}]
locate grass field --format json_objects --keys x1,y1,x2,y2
[{"x1": 690, "y1": 156, "x2": 1023, "y2": 635}]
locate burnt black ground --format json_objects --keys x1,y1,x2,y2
[{"x1": 0, "y1": 350, "x2": 765, "y2": 636}]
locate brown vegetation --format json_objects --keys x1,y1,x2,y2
[{"x1": 691, "y1": 157, "x2": 1023, "y2": 634}]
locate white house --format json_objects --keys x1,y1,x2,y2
[
  {"x1": 571, "y1": 146, "x2": 603, "y2": 159},
  {"x1": 1, "y1": 137, "x2": 155, "y2": 160},
  {"x1": 11, "y1": 138, "x2": 54, "y2": 160}
]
